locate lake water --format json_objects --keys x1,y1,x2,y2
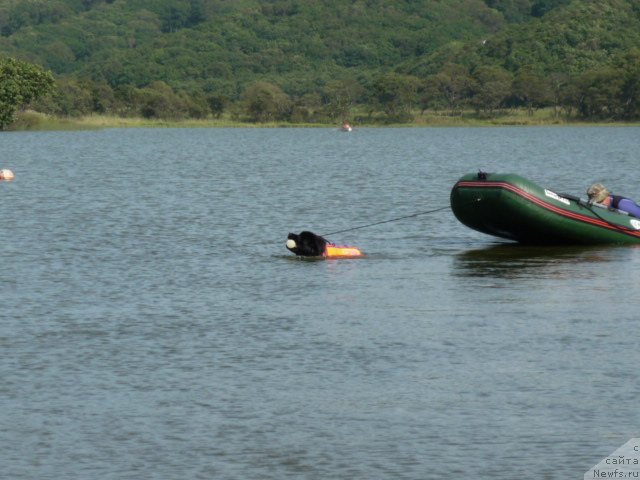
[{"x1": 1, "y1": 126, "x2": 639, "y2": 479}]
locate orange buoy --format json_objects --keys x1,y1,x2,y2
[
  {"x1": 0, "y1": 169, "x2": 14, "y2": 181},
  {"x1": 324, "y1": 244, "x2": 365, "y2": 258}
]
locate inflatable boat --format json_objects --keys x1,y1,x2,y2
[{"x1": 450, "y1": 172, "x2": 640, "y2": 245}]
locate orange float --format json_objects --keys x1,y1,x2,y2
[{"x1": 324, "y1": 244, "x2": 365, "y2": 258}]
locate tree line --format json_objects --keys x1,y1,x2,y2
[
  {"x1": 19, "y1": 46, "x2": 640, "y2": 126},
  {"x1": 2, "y1": 1, "x2": 640, "y2": 127}
]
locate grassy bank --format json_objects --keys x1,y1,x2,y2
[
  {"x1": 8, "y1": 110, "x2": 343, "y2": 130},
  {"x1": 8, "y1": 109, "x2": 639, "y2": 131},
  {"x1": 10, "y1": 111, "x2": 330, "y2": 130}
]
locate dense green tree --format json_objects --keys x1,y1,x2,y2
[
  {"x1": 478, "y1": 0, "x2": 640, "y2": 76},
  {"x1": 112, "y1": 84, "x2": 145, "y2": 116},
  {"x1": 33, "y1": 77, "x2": 118, "y2": 116},
  {"x1": 241, "y1": 81, "x2": 291, "y2": 122},
  {"x1": 484, "y1": 0, "x2": 533, "y2": 22},
  {"x1": 0, "y1": 57, "x2": 54, "y2": 129},
  {"x1": 90, "y1": 80, "x2": 117, "y2": 114},
  {"x1": 615, "y1": 49, "x2": 640, "y2": 119},
  {"x1": 321, "y1": 78, "x2": 364, "y2": 122},
  {"x1": 371, "y1": 73, "x2": 421, "y2": 121},
  {"x1": 179, "y1": 90, "x2": 210, "y2": 118},
  {"x1": 0, "y1": 1, "x2": 73, "y2": 36},
  {"x1": 470, "y1": 65, "x2": 512, "y2": 113},
  {"x1": 556, "y1": 77, "x2": 580, "y2": 117},
  {"x1": 207, "y1": 94, "x2": 228, "y2": 118},
  {"x1": 158, "y1": 0, "x2": 191, "y2": 32},
  {"x1": 511, "y1": 70, "x2": 552, "y2": 115},
  {"x1": 139, "y1": 80, "x2": 186, "y2": 119},
  {"x1": 425, "y1": 63, "x2": 475, "y2": 115},
  {"x1": 49, "y1": 77, "x2": 93, "y2": 115},
  {"x1": 573, "y1": 68, "x2": 625, "y2": 120},
  {"x1": 0, "y1": 0, "x2": 507, "y2": 95},
  {"x1": 546, "y1": 71, "x2": 573, "y2": 118},
  {"x1": 530, "y1": 0, "x2": 571, "y2": 18}
]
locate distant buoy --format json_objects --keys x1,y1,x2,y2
[{"x1": 0, "y1": 169, "x2": 14, "y2": 181}]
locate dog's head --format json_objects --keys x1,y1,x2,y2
[
  {"x1": 286, "y1": 231, "x2": 328, "y2": 256},
  {"x1": 285, "y1": 233, "x2": 302, "y2": 254}
]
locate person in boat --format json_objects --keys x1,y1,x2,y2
[{"x1": 587, "y1": 183, "x2": 640, "y2": 217}]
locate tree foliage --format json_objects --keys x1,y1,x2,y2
[
  {"x1": 0, "y1": 57, "x2": 54, "y2": 129},
  {"x1": 425, "y1": 63, "x2": 475, "y2": 115},
  {"x1": 1, "y1": 0, "x2": 640, "y2": 123},
  {"x1": 241, "y1": 81, "x2": 291, "y2": 122},
  {"x1": 371, "y1": 73, "x2": 421, "y2": 121},
  {"x1": 470, "y1": 65, "x2": 512, "y2": 113}
]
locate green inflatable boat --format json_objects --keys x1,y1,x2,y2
[{"x1": 450, "y1": 172, "x2": 640, "y2": 245}]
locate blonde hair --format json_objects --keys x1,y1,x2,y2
[{"x1": 587, "y1": 183, "x2": 609, "y2": 203}]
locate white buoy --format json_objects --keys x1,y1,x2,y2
[
  {"x1": 286, "y1": 239, "x2": 297, "y2": 249},
  {"x1": 0, "y1": 169, "x2": 14, "y2": 181}
]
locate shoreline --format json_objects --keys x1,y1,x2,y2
[{"x1": 8, "y1": 110, "x2": 640, "y2": 131}]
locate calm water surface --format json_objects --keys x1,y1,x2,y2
[{"x1": 1, "y1": 127, "x2": 639, "y2": 479}]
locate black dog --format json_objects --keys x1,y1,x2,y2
[{"x1": 286, "y1": 231, "x2": 328, "y2": 256}]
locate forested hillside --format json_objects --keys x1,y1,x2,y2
[{"x1": 1, "y1": 0, "x2": 639, "y2": 125}]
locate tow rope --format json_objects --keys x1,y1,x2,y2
[{"x1": 322, "y1": 205, "x2": 450, "y2": 236}]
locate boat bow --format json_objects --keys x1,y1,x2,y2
[{"x1": 450, "y1": 173, "x2": 640, "y2": 244}]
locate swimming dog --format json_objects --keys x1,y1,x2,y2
[
  {"x1": 286, "y1": 231, "x2": 328, "y2": 257},
  {"x1": 286, "y1": 231, "x2": 364, "y2": 258}
]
